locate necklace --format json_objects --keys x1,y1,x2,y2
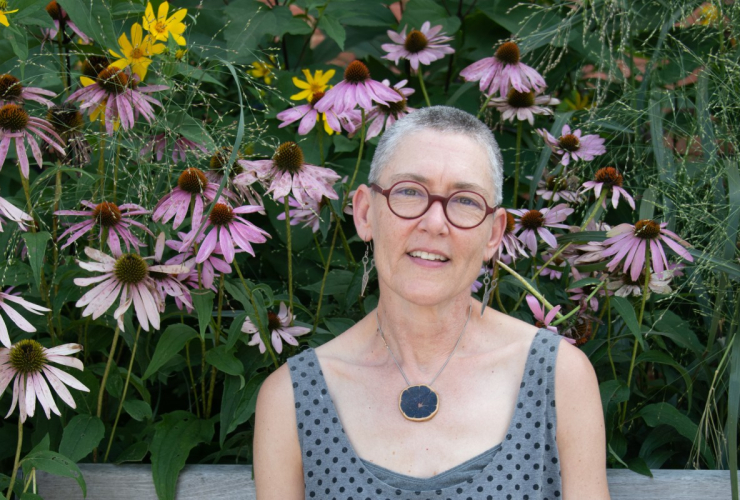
[{"x1": 376, "y1": 304, "x2": 472, "y2": 422}]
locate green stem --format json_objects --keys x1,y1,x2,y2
[
  {"x1": 185, "y1": 340, "x2": 200, "y2": 418},
  {"x1": 327, "y1": 202, "x2": 355, "y2": 266},
  {"x1": 96, "y1": 120, "x2": 105, "y2": 202},
  {"x1": 56, "y1": 19, "x2": 67, "y2": 98},
  {"x1": 206, "y1": 274, "x2": 225, "y2": 419},
  {"x1": 551, "y1": 279, "x2": 607, "y2": 326},
  {"x1": 497, "y1": 260, "x2": 565, "y2": 321},
  {"x1": 343, "y1": 110, "x2": 366, "y2": 209},
  {"x1": 234, "y1": 260, "x2": 279, "y2": 369},
  {"x1": 18, "y1": 163, "x2": 35, "y2": 228},
  {"x1": 112, "y1": 142, "x2": 121, "y2": 203},
  {"x1": 317, "y1": 122, "x2": 325, "y2": 166},
  {"x1": 313, "y1": 233, "x2": 326, "y2": 266},
  {"x1": 312, "y1": 221, "x2": 341, "y2": 333},
  {"x1": 104, "y1": 325, "x2": 141, "y2": 463},
  {"x1": 5, "y1": 419, "x2": 22, "y2": 500},
  {"x1": 475, "y1": 92, "x2": 496, "y2": 119},
  {"x1": 284, "y1": 197, "x2": 294, "y2": 322},
  {"x1": 417, "y1": 69, "x2": 431, "y2": 107},
  {"x1": 606, "y1": 294, "x2": 617, "y2": 380},
  {"x1": 96, "y1": 326, "x2": 120, "y2": 421},
  {"x1": 513, "y1": 120, "x2": 523, "y2": 206}
]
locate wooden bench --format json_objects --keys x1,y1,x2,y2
[{"x1": 33, "y1": 465, "x2": 732, "y2": 499}]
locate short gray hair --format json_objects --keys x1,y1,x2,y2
[{"x1": 368, "y1": 106, "x2": 504, "y2": 205}]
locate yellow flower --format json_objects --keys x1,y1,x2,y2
[
  {"x1": 142, "y1": 1, "x2": 187, "y2": 46},
  {"x1": 291, "y1": 69, "x2": 335, "y2": 102},
  {"x1": 249, "y1": 59, "x2": 276, "y2": 85},
  {"x1": 109, "y1": 22, "x2": 165, "y2": 81},
  {"x1": 697, "y1": 4, "x2": 720, "y2": 25},
  {"x1": 0, "y1": 0, "x2": 19, "y2": 27},
  {"x1": 562, "y1": 89, "x2": 592, "y2": 111},
  {"x1": 79, "y1": 76, "x2": 120, "y2": 130}
]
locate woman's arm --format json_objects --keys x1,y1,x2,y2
[
  {"x1": 555, "y1": 340, "x2": 612, "y2": 499},
  {"x1": 253, "y1": 363, "x2": 305, "y2": 499}
]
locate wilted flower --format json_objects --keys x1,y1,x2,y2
[
  {"x1": 487, "y1": 88, "x2": 559, "y2": 125},
  {"x1": 243, "y1": 302, "x2": 310, "y2": 354},
  {"x1": 42, "y1": 1, "x2": 91, "y2": 46},
  {"x1": 166, "y1": 232, "x2": 232, "y2": 292},
  {"x1": 140, "y1": 133, "x2": 208, "y2": 163},
  {"x1": 0, "y1": 288, "x2": 49, "y2": 349},
  {"x1": 0, "y1": 74, "x2": 56, "y2": 107},
  {"x1": 149, "y1": 234, "x2": 192, "y2": 313},
  {"x1": 290, "y1": 69, "x2": 335, "y2": 102},
  {"x1": 460, "y1": 41, "x2": 546, "y2": 97},
  {"x1": 509, "y1": 204, "x2": 574, "y2": 254},
  {"x1": 236, "y1": 141, "x2": 341, "y2": 205},
  {"x1": 363, "y1": 79, "x2": 415, "y2": 141},
  {"x1": 599, "y1": 220, "x2": 694, "y2": 281},
  {"x1": 537, "y1": 252, "x2": 567, "y2": 280},
  {"x1": 0, "y1": 104, "x2": 65, "y2": 178},
  {"x1": 536, "y1": 124, "x2": 606, "y2": 166},
  {"x1": 382, "y1": 21, "x2": 454, "y2": 71},
  {"x1": 580, "y1": 167, "x2": 635, "y2": 210},
  {"x1": 181, "y1": 203, "x2": 269, "y2": 263},
  {"x1": 46, "y1": 104, "x2": 91, "y2": 167},
  {"x1": 0, "y1": 196, "x2": 32, "y2": 232},
  {"x1": 56, "y1": 200, "x2": 152, "y2": 256},
  {"x1": 0, "y1": 340, "x2": 89, "y2": 423},
  {"x1": 314, "y1": 60, "x2": 403, "y2": 114},
  {"x1": 67, "y1": 66, "x2": 167, "y2": 136},
  {"x1": 74, "y1": 247, "x2": 188, "y2": 331},
  {"x1": 528, "y1": 171, "x2": 581, "y2": 203},
  {"x1": 142, "y1": 1, "x2": 187, "y2": 45},
  {"x1": 500, "y1": 211, "x2": 528, "y2": 261},
  {"x1": 606, "y1": 269, "x2": 673, "y2": 298},
  {"x1": 109, "y1": 22, "x2": 165, "y2": 80}
]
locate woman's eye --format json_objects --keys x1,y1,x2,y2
[
  {"x1": 398, "y1": 188, "x2": 420, "y2": 196},
  {"x1": 454, "y1": 196, "x2": 481, "y2": 208}
]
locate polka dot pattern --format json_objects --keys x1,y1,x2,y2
[{"x1": 287, "y1": 328, "x2": 563, "y2": 499}]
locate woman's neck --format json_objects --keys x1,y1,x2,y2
[{"x1": 373, "y1": 292, "x2": 475, "y2": 377}]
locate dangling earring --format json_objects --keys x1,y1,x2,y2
[
  {"x1": 361, "y1": 240, "x2": 375, "y2": 297},
  {"x1": 480, "y1": 256, "x2": 499, "y2": 317}
]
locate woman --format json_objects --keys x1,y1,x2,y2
[{"x1": 254, "y1": 106, "x2": 610, "y2": 499}]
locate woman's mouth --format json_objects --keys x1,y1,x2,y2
[{"x1": 407, "y1": 250, "x2": 450, "y2": 262}]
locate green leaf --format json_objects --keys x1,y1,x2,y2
[
  {"x1": 22, "y1": 231, "x2": 50, "y2": 293},
  {"x1": 150, "y1": 411, "x2": 214, "y2": 500},
  {"x1": 206, "y1": 345, "x2": 244, "y2": 376},
  {"x1": 610, "y1": 296, "x2": 644, "y2": 348},
  {"x1": 400, "y1": 0, "x2": 461, "y2": 35},
  {"x1": 639, "y1": 187, "x2": 657, "y2": 221},
  {"x1": 318, "y1": 14, "x2": 346, "y2": 50},
  {"x1": 219, "y1": 374, "x2": 243, "y2": 446},
  {"x1": 3, "y1": 24, "x2": 27, "y2": 61},
  {"x1": 21, "y1": 451, "x2": 86, "y2": 497},
  {"x1": 20, "y1": 493, "x2": 44, "y2": 500},
  {"x1": 333, "y1": 134, "x2": 358, "y2": 153},
  {"x1": 57, "y1": 0, "x2": 117, "y2": 47},
  {"x1": 342, "y1": 266, "x2": 364, "y2": 310},
  {"x1": 302, "y1": 270, "x2": 354, "y2": 295},
  {"x1": 635, "y1": 350, "x2": 693, "y2": 411},
  {"x1": 123, "y1": 399, "x2": 153, "y2": 421},
  {"x1": 325, "y1": 2, "x2": 397, "y2": 28},
  {"x1": 599, "y1": 380, "x2": 629, "y2": 415},
  {"x1": 225, "y1": 373, "x2": 268, "y2": 437},
  {"x1": 627, "y1": 456, "x2": 653, "y2": 478},
  {"x1": 191, "y1": 290, "x2": 215, "y2": 340},
  {"x1": 114, "y1": 441, "x2": 149, "y2": 464},
  {"x1": 640, "y1": 403, "x2": 698, "y2": 444},
  {"x1": 175, "y1": 62, "x2": 226, "y2": 89},
  {"x1": 567, "y1": 277, "x2": 602, "y2": 290},
  {"x1": 59, "y1": 414, "x2": 105, "y2": 463},
  {"x1": 143, "y1": 324, "x2": 199, "y2": 380}
]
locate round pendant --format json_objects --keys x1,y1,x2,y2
[{"x1": 398, "y1": 384, "x2": 439, "y2": 422}]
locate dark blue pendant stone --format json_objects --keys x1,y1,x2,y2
[{"x1": 399, "y1": 385, "x2": 439, "y2": 421}]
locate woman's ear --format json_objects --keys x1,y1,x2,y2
[
  {"x1": 484, "y1": 207, "x2": 507, "y2": 261},
  {"x1": 353, "y1": 184, "x2": 373, "y2": 242}
]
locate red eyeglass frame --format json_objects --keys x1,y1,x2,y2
[{"x1": 369, "y1": 180, "x2": 499, "y2": 229}]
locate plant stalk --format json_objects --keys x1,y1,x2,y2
[
  {"x1": 418, "y1": 69, "x2": 431, "y2": 107},
  {"x1": 284, "y1": 197, "x2": 294, "y2": 322},
  {"x1": 5, "y1": 418, "x2": 22, "y2": 500}
]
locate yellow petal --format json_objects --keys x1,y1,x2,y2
[
  {"x1": 301, "y1": 68, "x2": 313, "y2": 83},
  {"x1": 158, "y1": 1, "x2": 170, "y2": 21},
  {"x1": 171, "y1": 32, "x2": 187, "y2": 46},
  {"x1": 117, "y1": 32, "x2": 132, "y2": 53},
  {"x1": 292, "y1": 76, "x2": 310, "y2": 89},
  {"x1": 80, "y1": 76, "x2": 96, "y2": 87},
  {"x1": 0, "y1": 14, "x2": 8, "y2": 27},
  {"x1": 290, "y1": 89, "x2": 311, "y2": 101},
  {"x1": 109, "y1": 57, "x2": 128, "y2": 69},
  {"x1": 167, "y1": 8, "x2": 188, "y2": 24},
  {"x1": 318, "y1": 69, "x2": 335, "y2": 85},
  {"x1": 149, "y1": 40, "x2": 166, "y2": 55},
  {"x1": 322, "y1": 114, "x2": 334, "y2": 135},
  {"x1": 131, "y1": 23, "x2": 143, "y2": 46},
  {"x1": 132, "y1": 59, "x2": 152, "y2": 80},
  {"x1": 143, "y1": 2, "x2": 155, "y2": 30}
]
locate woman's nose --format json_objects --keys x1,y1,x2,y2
[{"x1": 418, "y1": 199, "x2": 450, "y2": 232}]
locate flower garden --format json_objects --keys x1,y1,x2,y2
[{"x1": 0, "y1": 0, "x2": 737, "y2": 498}]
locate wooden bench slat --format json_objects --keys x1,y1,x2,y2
[{"x1": 33, "y1": 465, "x2": 731, "y2": 499}]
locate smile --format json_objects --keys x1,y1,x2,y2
[{"x1": 408, "y1": 250, "x2": 449, "y2": 262}]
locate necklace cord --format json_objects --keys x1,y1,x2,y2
[{"x1": 376, "y1": 303, "x2": 473, "y2": 387}]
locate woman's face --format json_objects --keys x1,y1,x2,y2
[{"x1": 355, "y1": 129, "x2": 506, "y2": 307}]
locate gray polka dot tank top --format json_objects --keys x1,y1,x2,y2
[{"x1": 287, "y1": 328, "x2": 563, "y2": 500}]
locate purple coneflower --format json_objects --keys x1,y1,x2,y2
[
  {"x1": 181, "y1": 203, "x2": 269, "y2": 264},
  {"x1": 243, "y1": 302, "x2": 310, "y2": 354},
  {"x1": 276, "y1": 196, "x2": 322, "y2": 233},
  {"x1": 45, "y1": 104, "x2": 91, "y2": 167},
  {"x1": 528, "y1": 171, "x2": 581, "y2": 203},
  {"x1": 153, "y1": 167, "x2": 235, "y2": 230},
  {"x1": 580, "y1": 167, "x2": 635, "y2": 210},
  {"x1": 599, "y1": 220, "x2": 694, "y2": 281},
  {"x1": 381, "y1": 21, "x2": 454, "y2": 71},
  {"x1": 509, "y1": 204, "x2": 574, "y2": 254},
  {"x1": 314, "y1": 60, "x2": 403, "y2": 114},
  {"x1": 0, "y1": 196, "x2": 32, "y2": 232},
  {"x1": 568, "y1": 277, "x2": 610, "y2": 312},
  {"x1": 606, "y1": 269, "x2": 673, "y2": 298},
  {"x1": 363, "y1": 79, "x2": 415, "y2": 141},
  {"x1": 166, "y1": 232, "x2": 233, "y2": 292},
  {"x1": 149, "y1": 233, "x2": 192, "y2": 313},
  {"x1": 525, "y1": 295, "x2": 561, "y2": 334},
  {"x1": 56, "y1": 200, "x2": 152, "y2": 256},
  {"x1": 487, "y1": 88, "x2": 559, "y2": 125},
  {"x1": 66, "y1": 66, "x2": 167, "y2": 136},
  {"x1": 0, "y1": 74, "x2": 57, "y2": 107},
  {"x1": 0, "y1": 340, "x2": 88, "y2": 422},
  {"x1": 536, "y1": 124, "x2": 606, "y2": 166},
  {"x1": 537, "y1": 252, "x2": 567, "y2": 280},
  {"x1": 236, "y1": 142, "x2": 341, "y2": 205},
  {"x1": 277, "y1": 91, "x2": 361, "y2": 136},
  {"x1": 74, "y1": 247, "x2": 188, "y2": 331},
  {"x1": 140, "y1": 133, "x2": 209, "y2": 163},
  {"x1": 0, "y1": 288, "x2": 49, "y2": 349},
  {"x1": 42, "y1": 1, "x2": 92, "y2": 46},
  {"x1": 206, "y1": 147, "x2": 265, "y2": 209},
  {"x1": 460, "y1": 41, "x2": 546, "y2": 97},
  {"x1": 0, "y1": 104, "x2": 65, "y2": 178},
  {"x1": 501, "y1": 211, "x2": 528, "y2": 261}
]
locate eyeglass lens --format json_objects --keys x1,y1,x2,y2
[{"x1": 388, "y1": 181, "x2": 488, "y2": 228}]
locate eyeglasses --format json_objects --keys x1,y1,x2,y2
[{"x1": 370, "y1": 180, "x2": 498, "y2": 229}]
